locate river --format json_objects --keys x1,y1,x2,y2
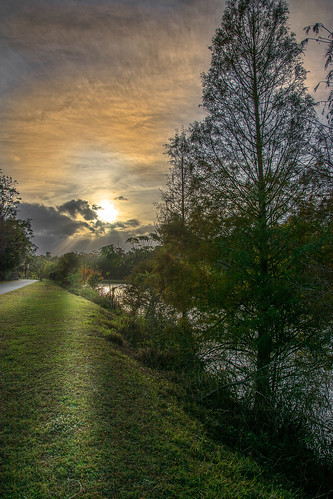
[{"x1": 97, "y1": 283, "x2": 127, "y2": 306}]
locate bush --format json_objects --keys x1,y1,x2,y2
[
  {"x1": 135, "y1": 346, "x2": 184, "y2": 370},
  {"x1": 77, "y1": 286, "x2": 98, "y2": 300},
  {"x1": 106, "y1": 330, "x2": 124, "y2": 345},
  {"x1": 65, "y1": 271, "x2": 81, "y2": 290},
  {"x1": 111, "y1": 315, "x2": 143, "y2": 347}
]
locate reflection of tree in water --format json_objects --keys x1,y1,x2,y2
[{"x1": 97, "y1": 283, "x2": 127, "y2": 308}]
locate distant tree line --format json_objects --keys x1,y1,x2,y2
[{"x1": 33, "y1": 238, "x2": 154, "y2": 288}]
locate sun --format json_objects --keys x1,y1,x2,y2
[{"x1": 96, "y1": 200, "x2": 118, "y2": 223}]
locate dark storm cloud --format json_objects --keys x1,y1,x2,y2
[
  {"x1": 18, "y1": 202, "x2": 90, "y2": 237},
  {"x1": 57, "y1": 199, "x2": 99, "y2": 221},
  {"x1": 125, "y1": 219, "x2": 140, "y2": 227},
  {"x1": 105, "y1": 219, "x2": 140, "y2": 230},
  {"x1": 17, "y1": 201, "x2": 145, "y2": 254},
  {"x1": 17, "y1": 202, "x2": 92, "y2": 253}
]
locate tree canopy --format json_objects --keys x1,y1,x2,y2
[{"x1": 0, "y1": 170, "x2": 35, "y2": 277}]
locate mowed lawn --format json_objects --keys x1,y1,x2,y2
[{"x1": 0, "y1": 281, "x2": 297, "y2": 498}]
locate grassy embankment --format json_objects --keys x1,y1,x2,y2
[{"x1": 0, "y1": 281, "x2": 300, "y2": 498}]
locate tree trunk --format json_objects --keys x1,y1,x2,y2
[{"x1": 252, "y1": 30, "x2": 273, "y2": 418}]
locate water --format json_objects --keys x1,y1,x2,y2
[
  {"x1": 97, "y1": 283, "x2": 127, "y2": 308},
  {"x1": 97, "y1": 284, "x2": 127, "y2": 300},
  {"x1": 98, "y1": 283, "x2": 127, "y2": 297}
]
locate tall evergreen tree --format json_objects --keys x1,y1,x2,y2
[
  {"x1": 158, "y1": 0, "x2": 332, "y2": 429},
  {"x1": 194, "y1": 0, "x2": 320, "y2": 416},
  {"x1": 160, "y1": 130, "x2": 193, "y2": 225}
]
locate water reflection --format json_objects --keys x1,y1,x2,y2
[{"x1": 97, "y1": 283, "x2": 127, "y2": 307}]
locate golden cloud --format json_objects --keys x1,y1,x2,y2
[{"x1": 1, "y1": 1, "x2": 222, "y2": 223}]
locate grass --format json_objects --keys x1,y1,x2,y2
[{"x1": 0, "y1": 281, "x2": 300, "y2": 498}]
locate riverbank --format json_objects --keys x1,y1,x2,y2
[{"x1": 0, "y1": 281, "x2": 299, "y2": 497}]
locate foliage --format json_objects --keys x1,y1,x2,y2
[
  {"x1": 0, "y1": 170, "x2": 21, "y2": 219},
  {"x1": 137, "y1": 0, "x2": 333, "y2": 480},
  {"x1": 30, "y1": 253, "x2": 57, "y2": 279},
  {"x1": 0, "y1": 170, "x2": 35, "y2": 277},
  {"x1": 98, "y1": 244, "x2": 129, "y2": 279},
  {"x1": 50, "y1": 252, "x2": 81, "y2": 286},
  {"x1": 80, "y1": 266, "x2": 103, "y2": 288},
  {"x1": 303, "y1": 23, "x2": 333, "y2": 126},
  {"x1": 0, "y1": 218, "x2": 34, "y2": 274},
  {"x1": 159, "y1": 129, "x2": 193, "y2": 224}
]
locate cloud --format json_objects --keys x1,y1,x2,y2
[
  {"x1": 103, "y1": 219, "x2": 140, "y2": 230},
  {"x1": 57, "y1": 198, "x2": 99, "y2": 221},
  {"x1": 55, "y1": 199, "x2": 141, "y2": 234},
  {"x1": 17, "y1": 201, "x2": 147, "y2": 255},
  {"x1": 114, "y1": 195, "x2": 128, "y2": 201},
  {"x1": 17, "y1": 202, "x2": 91, "y2": 254},
  {"x1": 0, "y1": 0, "x2": 221, "y2": 222},
  {"x1": 125, "y1": 219, "x2": 140, "y2": 227},
  {"x1": 18, "y1": 203, "x2": 89, "y2": 237}
]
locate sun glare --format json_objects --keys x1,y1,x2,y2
[{"x1": 97, "y1": 200, "x2": 118, "y2": 223}]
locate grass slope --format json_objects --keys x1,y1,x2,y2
[{"x1": 0, "y1": 281, "x2": 299, "y2": 498}]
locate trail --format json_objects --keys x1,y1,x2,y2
[{"x1": 0, "y1": 279, "x2": 38, "y2": 295}]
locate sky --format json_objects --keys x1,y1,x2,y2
[{"x1": 0, "y1": 0, "x2": 332, "y2": 255}]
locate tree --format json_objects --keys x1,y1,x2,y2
[
  {"x1": 0, "y1": 170, "x2": 35, "y2": 277},
  {"x1": 303, "y1": 23, "x2": 333, "y2": 126},
  {"x1": 51, "y1": 252, "x2": 81, "y2": 285},
  {"x1": 160, "y1": 129, "x2": 194, "y2": 225},
  {"x1": 158, "y1": 0, "x2": 332, "y2": 430},
  {"x1": 155, "y1": 130, "x2": 203, "y2": 317},
  {"x1": 97, "y1": 244, "x2": 129, "y2": 280},
  {"x1": 302, "y1": 23, "x2": 333, "y2": 199},
  {"x1": 197, "y1": 0, "x2": 325, "y2": 417},
  {"x1": 0, "y1": 171, "x2": 21, "y2": 220}
]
